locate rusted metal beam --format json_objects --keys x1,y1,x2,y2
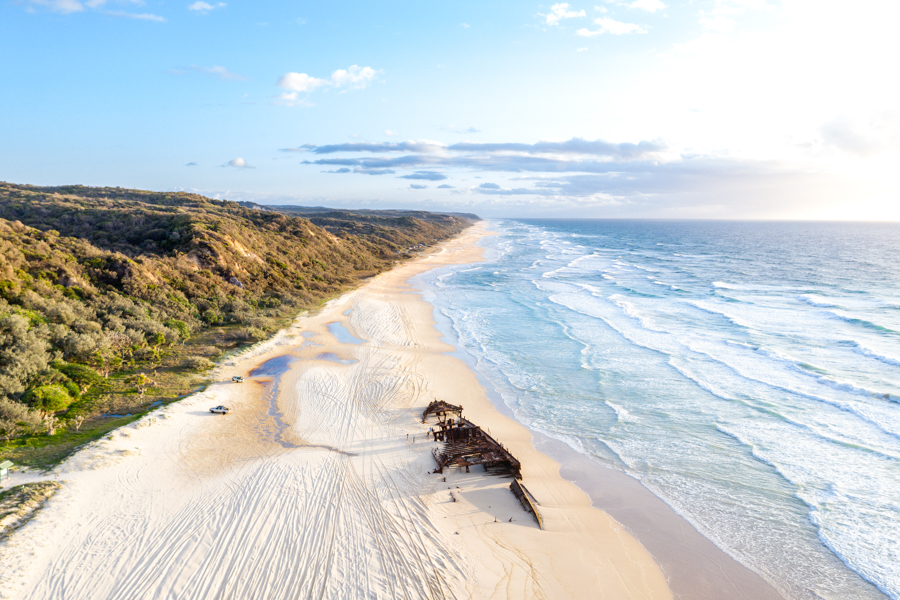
[{"x1": 510, "y1": 480, "x2": 543, "y2": 529}]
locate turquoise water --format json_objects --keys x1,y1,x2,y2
[{"x1": 417, "y1": 219, "x2": 900, "y2": 600}]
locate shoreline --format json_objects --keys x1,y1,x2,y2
[
  {"x1": 410, "y1": 223, "x2": 784, "y2": 600},
  {"x1": 0, "y1": 222, "x2": 770, "y2": 599}
]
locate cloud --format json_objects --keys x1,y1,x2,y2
[
  {"x1": 279, "y1": 144, "x2": 316, "y2": 152},
  {"x1": 448, "y1": 138, "x2": 664, "y2": 157},
  {"x1": 277, "y1": 72, "x2": 328, "y2": 93},
  {"x1": 301, "y1": 137, "x2": 664, "y2": 159},
  {"x1": 224, "y1": 157, "x2": 253, "y2": 168},
  {"x1": 399, "y1": 171, "x2": 447, "y2": 181},
  {"x1": 329, "y1": 65, "x2": 378, "y2": 90},
  {"x1": 274, "y1": 65, "x2": 379, "y2": 105},
  {"x1": 103, "y1": 10, "x2": 165, "y2": 21},
  {"x1": 385, "y1": 130, "x2": 399, "y2": 136},
  {"x1": 820, "y1": 115, "x2": 900, "y2": 157},
  {"x1": 299, "y1": 135, "x2": 677, "y2": 209},
  {"x1": 25, "y1": 0, "x2": 164, "y2": 19},
  {"x1": 188, "y1": 1, "x2": 225, "y2": 13},
  {"x1": 543, "y1": 3, "x2": 586, "y2": 25},
  {"x1": 26, "y1": 0, "x2": 84, "y2": 13},
  {"x1": 273, "y1": 92, "x2": 313, "y2": 107},
  {"x1": 700, "y1": 15, "x2": 735, "y2": 33},
  {"x1": 354, "y1": 167, "x2": 394, "y2": 175},
  {"x1": 577, "y1": 17, "x2": 646, "y2": 36},
  {"x1": 306, "y1": 140, "x2": 446, "y2": 154},
  {"x1": 409, "y1": 184, "x2": 428, "y2": 190},
  {"x1": 442, "y1": 124, "x2": 482, "y2": 134},
  {"x1": 185, "y1": 162, "x2": 198, "y2": 166},
  {"x1": 176, "y1": 65, "x2": 246, "y2": 81},
  {"x1": 622, "y1": 0, "x2": 666, "y2": 12},
  {"x1": 460, "y1": 22, "x2": 470, "y2": 28}
]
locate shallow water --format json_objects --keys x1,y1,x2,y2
[
  {"x1": 250, "y1": 355, "x2": 300, "y2": 448},
  {"x1": 315, "y1": 352, "x2": 358, "y2": 365},
  {"x1": 417, "y1": 219, "x2": 899, "y2": 600},
  {"x1": 326, "y1": 321, "x2": 364, "y2": 345}
]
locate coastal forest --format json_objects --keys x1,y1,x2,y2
[{"x1": 0, "y1": 182, "x2": 473, "y2": 466}]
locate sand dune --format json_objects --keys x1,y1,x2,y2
[{"x1": 0, "y1": 223, "x2": 672, "y2": 600}]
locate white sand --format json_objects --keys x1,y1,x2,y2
[{"x1": 0, "y1": 223, "x2": 672, "y2": 600}]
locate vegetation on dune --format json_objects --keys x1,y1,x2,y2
[
  {"x1": 0, "y1": 181, "x2": 473, "y2": 467},
  {"x1": 0, "y1": 480, "x2": 63, "y2": 541}
]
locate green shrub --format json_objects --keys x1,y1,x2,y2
[
  {"x1": 183, "y1": 356, "x2": 214, "y2": 371},
  {"x1": 54, "y1": 362, "x2": 101, "y2": 393},
  {"x1": 164, "y1": 318, "x2": 190, "y2": 340},
  {"x1": 24, "y1": 384, "x2": 76, "y2": 413}
]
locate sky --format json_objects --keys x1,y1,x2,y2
[{"x1": 2, "y1": 0, "x2": 899, "y2": 219}]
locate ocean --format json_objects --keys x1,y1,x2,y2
[{"x1": 415, "y1": 219, "x2": 900, "y2": 600}]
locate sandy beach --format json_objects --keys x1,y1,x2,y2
[{"x1": 0, "y1": 222, "x2": 779, "y2": 599}]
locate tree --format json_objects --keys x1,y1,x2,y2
[
  {"x1": 43, "y1": 414, "x2": 61, "y2": 436},
  {"x1": 71, "y1": 415, "x2": 85, "y2": 432},
  {"x1": 0, "y1": 419, "x2": 22, "y2": 442},
  {"x1": 0, "y1": 397, "x2": 42, "y2": 432},
  {"x1": 0, "y1": 314, "x2": 52, "y2": 398}
]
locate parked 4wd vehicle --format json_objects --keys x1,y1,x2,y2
[
  {"x1": 209, "y1": 405, "x2": 230, "y2": 414},
  {"x1": 232, "y1": 376, "x2": 244, "y2": 383}
]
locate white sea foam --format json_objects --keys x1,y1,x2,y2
[
  {"x1": 799, "y1": 294, "x2": 840, "y2": 308},
  {"x1": 424, "y1": 218, "x2": 900, "y2": 600},
  {"x1": 851, "y1": 343, "x2": 900, "y2": 368}
]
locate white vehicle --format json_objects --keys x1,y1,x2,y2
[
  {"x1": 232, "y1": 376, "x2": 244, "y2": 383},
  {"x1": 209, "y1": 405, "x2": 230, "y2": 415}
]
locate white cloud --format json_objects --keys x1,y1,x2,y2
[
  {"x1": 25, "y1": 0, "x2": 163, "y2": 18},
  {"x1": 442, "y1": 124, "x2": 482, "y2": 134},
  {"x1": 577, "y1": 17, "x2": 646, "y2": 36},
  {"x1": 460, "y1": 22, "x2": 470, "y2": 28},
  {"x1": 224, "y1": 157, "x2": 253, "y2": 168},
  {"x1": 188, "y1": 1, "x2": 225, "y2": 12},
  {"x1": 626, "y1": 0, "x2": 665, "y2": 12},
  {"x1": 189, "y1": 65, "x2": 245, "y2": 80},
  {"x1": 27, "y1": 0, "x2": 84, "y2": 12},
  {"x1": 275, "y1": 65, "x2": 379, "y2": 105},
  {"x1": 277, "y1": 72, "x2": 328, "y2": 92},
  {"x1": 820, "y1": 114, "x2": 900, "y2": 157},
  {"x1": 330, "y1": 65, "x2": 377, "y2": 90},
  {"x1": 700, "y1": 15, "x2": 735, "y2": 33},
  {"x1": 105, "y1": 10, "x2": 164, "y2": 21},
  {"x1": 273, "y1": 92, "x2": 313, "y2": 107},
  {"x1": 385, "y1": 130, "x2": 399, "y2": 136},
  {"x1": 544, "y1": 3, "x2": 586, "y2": 26},
  {"x1": 85, "y1": 0, "x2": 145, "y2": 8},
  {"x1": 601, "y1": 0, "x2": 665, "y2": 12}
]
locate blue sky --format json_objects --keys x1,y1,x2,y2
[{"x1": 2, "y1": 0, "x2": 898, "y2": 218}]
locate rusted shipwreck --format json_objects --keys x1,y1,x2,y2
[
  {"x1": 421, "y1": 400, "x2": 463, "y2": 423},
  {"x1": 510, "y1": 480, "x2": 543, "y2": 529},
  {"x1": 423, "y1": 400, "x2": 522, "y2": 479}
]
